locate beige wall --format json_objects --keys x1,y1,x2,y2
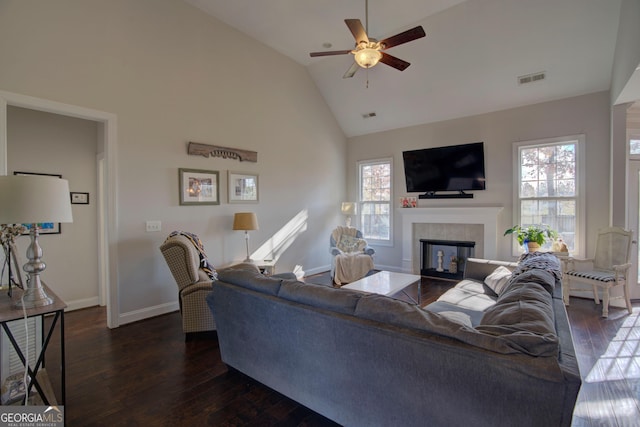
[
  {"x1": 7, "y1": 107, "x2": 100, "y2": 309},
  {"x1": 347, "y1": 92, "x2": 611, "y2": 267},
  {"x1": 0, "y1": 0, "x2": 346, "y2": 320}
]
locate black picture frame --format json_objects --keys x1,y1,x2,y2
[{"x1": 70, "y1": 192, "x2": 90, "y2": 205}]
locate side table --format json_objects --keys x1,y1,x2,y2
[
  {"x1": 256, "y1": 260, "x2": 276, "y2": 276},
  {"x1": 0, "y1": 285, "x2": 66, "y2": 406}
]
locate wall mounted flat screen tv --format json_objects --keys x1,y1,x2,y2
[{"x1": 402, "y1": 142, "x2": 486, "y2": 195}]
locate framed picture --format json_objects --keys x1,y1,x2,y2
[
  {"x1": 179, "y1": 168, "x2": 220, "y2": 206},
  {"x1": 71, "y1": 192, "x2": 90, "y2": 204},
  {"x1": 228, "y1": 171, "x2": 259, "y2": 203},
  {"x1": 13, "y1": 171, "x2": 63, "y2": 235}
]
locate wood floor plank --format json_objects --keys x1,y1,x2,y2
[{"x1": 39, "y1": 273, "x2": 639, "y2": 426}]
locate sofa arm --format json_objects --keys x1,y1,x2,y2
[
  {"x1": 363, "y1": 246, "x2": 375, "y2": 256},
  {"x1": 464, "y1": 258, "x2": 518, "y2": 282}
]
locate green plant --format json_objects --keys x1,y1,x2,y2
[{"x1": 503, "y1": 224, "x2": 558, "y2": 246}]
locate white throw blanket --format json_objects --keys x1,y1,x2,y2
[
  {"x1": 334, "y1": 252, "x2": 374, "y2": 286},
  {"x1": 331, "y1": 226, "x2": 373, "y2": 285}
]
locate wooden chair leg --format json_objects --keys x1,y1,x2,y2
[
  {"x1": 592, "y1": 285, "x2": 600, "y2": 304},
  {"x1": 623, "y1": 282, "x2": 633, "y2": 314},
  {"x1": 601, "y1": 287, "x2": 610, "y2": 318},
  {"x1": 563, "y1": 279, "x2": 570, "y2": 306}
]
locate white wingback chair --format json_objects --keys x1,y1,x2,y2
[{"x1": 563, "y1": 227, "x2": 633, "y2": 317}]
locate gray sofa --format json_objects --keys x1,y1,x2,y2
[{"x1": 206, "y1": 254, "x2": 581, "y2": 427}]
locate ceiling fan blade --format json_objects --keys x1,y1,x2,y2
[
  {"x1": 380, "y1": 52, "x2": 410, "y2": 71},
  {"x1": 345, "y1": 19, "x2": 369, "y2": 44},
  {"x1": 343, "y1": 62, "x2": 359, "y2": 79},
  {"x1": 310, "y1": 49, "x2": 353, "y2": 57},
  {"x1": 380, "y1": 26, "x2": 426, "y2": 50}
]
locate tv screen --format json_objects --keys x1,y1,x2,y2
[{"x1": 402, "y1": 142, "x2": 486, "y2": 193}]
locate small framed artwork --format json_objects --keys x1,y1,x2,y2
[
  {"x1": 228, "y1": 171, "x2": 259, "y2": 203},
  {"x1": 179, "y1": 168, "x2": 220, "y2": 206},
  {"x1": 14, "y1": 171, "x2": 63, "y2": 235},
  {"x1": 71, "y1": 192, "x2": 90, "y2": 204}
]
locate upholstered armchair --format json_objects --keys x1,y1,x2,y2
[
  {"x1": 330, "y1": 226, "x2": 375, "y2": 286},
  {"x1": 564, "y1": 226, "x2": 633, "y2": 317},
  {"x1": 160, "y1": 233, "x2": 216, "y2": 334}
]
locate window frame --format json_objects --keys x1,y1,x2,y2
[
  {"x1": 511, "y1": 135, "x2": 586, "y2": 257},
  {"x1": 357, "y1": 157, "x2": 393, "y2": 247}
]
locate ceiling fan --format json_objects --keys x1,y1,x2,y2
[{"x1": 309, "y1": 0, "x2": 426, "y2": 79}]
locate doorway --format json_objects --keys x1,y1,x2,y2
[
  {"x1": 0, "y1": 90, "x2": 119, "y2": 328},
  {"x1": 626, "y1": 102, "x2": 640, "y2": 301}
]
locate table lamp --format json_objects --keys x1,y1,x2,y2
[
  {"x1": 0, "y1": 175, "x2": 73, "y2": 308},
  {"x1": 341, "y1": 202, "x2": 356, "y2": 227},
  {"x1": 233, "y1": 212, "x2": 258, "y2": 262}
]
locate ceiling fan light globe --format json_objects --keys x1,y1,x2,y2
[{"x1": 354, "y1": 48, "x2": 382, "y2": 68}]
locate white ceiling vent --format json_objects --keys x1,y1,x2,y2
[
  {"x1": 518, "y1": 71, "x2": 546, "y2": 85},
  {"x1": 362, "y1": 112, "x2": 377, "y2": 119}
]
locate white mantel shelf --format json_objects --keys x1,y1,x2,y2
[{"x1": 399, "y1": 206, "x2": 504, "y2": 273}]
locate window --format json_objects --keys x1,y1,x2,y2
[
  {"x1": 358, "y1": 158, "x2": 392, "y2": 244},
  {"x1": 630, "y1": 137, "x2": 640, "y2": 155},
  {"x1": 513, "y1": 135, "x2": 585, "y2": 255}
]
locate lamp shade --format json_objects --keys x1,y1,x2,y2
[
  {"x1": 341, "y1": 202, "x2": 357, "y2": 216},
  {"x1": 0, "y1": 175, "x2": 73, "y2": 224},
  {"x1": 233, "y1": 212, "x2": 258, "y2": 231}
]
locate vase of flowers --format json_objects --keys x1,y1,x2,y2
[{"x1": 503, "y1": 224, "x2": 558, "y2": 252}]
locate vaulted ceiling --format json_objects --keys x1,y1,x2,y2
[{"x1": 184, "y1": 0, "x2": 631, "y2": 137}]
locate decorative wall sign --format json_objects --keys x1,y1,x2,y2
[
  {"x1": 188, "y1": 142, "x2": 257, "y2": 163},
  {"x1": 179, "y1": 168, "x2": 220, "y2": 206}
]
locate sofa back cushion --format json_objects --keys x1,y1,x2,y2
[
  {"x1": 216, "y1": 263, "x2": 283, "y2": 295},
  {"x1": 278, "y1": 280, "x2": 363, "y2": 315},
  {"x1": 476, "y1": 274, "x2": 558, "y2": 356}
]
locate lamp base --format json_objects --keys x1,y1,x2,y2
[{"x1": 13, "y1": 285, "x2": 54, "y2": 309}]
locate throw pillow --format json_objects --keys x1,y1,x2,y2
[
  {"x1": 337, "y1": 234, "x2": 366, "y2": 253},
  {"x1": 484, "y1": 266, "x2": 512, "y2": 295}
]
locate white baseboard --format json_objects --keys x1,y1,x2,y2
[
  {"x1": 118, "y1": 301, "x2": 179, "y2": 326},
  {"x1": 64, "y1": 296, "x2": 100, "y2": 312},
  {"x1": 374, "y1": 263, "x2": 404, "y2": 273},
  {"x1": 304, "y1": 264, "x2": 331, "y2": 276}
]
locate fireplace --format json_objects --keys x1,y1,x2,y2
[
  {"x1": 399, "y1": 206, "x2": 503, "y2": 274},
  {"x1": 420, "y1": 239, "x2": 475, "y2": 280}
]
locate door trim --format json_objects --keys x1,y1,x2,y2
[{"x1": 0, "y1": 90, "x2": 120, "y2": 328}]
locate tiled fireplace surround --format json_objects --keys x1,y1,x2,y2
[{"x1": 399, "y1": 207, "x2": 504, "y2": 274}]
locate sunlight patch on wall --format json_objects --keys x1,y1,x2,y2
[{"x1": 252, "y1": 209, "x2": 308, "y2": 262}]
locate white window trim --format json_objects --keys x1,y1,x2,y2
[
  {"x1": 357, "y1": 157, "x2": 393, "y2": 247},
  {"x1": 511, "y1": 134, "x2": 586, "y2": 257}
]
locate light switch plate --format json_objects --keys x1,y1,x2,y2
[{"x1": 146, "y1": 220, "x2": 162, "y2": 232}]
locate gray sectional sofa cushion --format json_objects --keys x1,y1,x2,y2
[{"x1": 208, "y1": 256, "x2": 580, "y2": 427}]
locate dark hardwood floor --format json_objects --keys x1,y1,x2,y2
[{"x1": 42, "y1": 273, "x2": 639, "y2": 426}]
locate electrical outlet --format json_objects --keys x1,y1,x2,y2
[{"x1": 146, "y1": 220, "x2": 162, "y2": 232}]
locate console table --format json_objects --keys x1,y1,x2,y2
[{"x1": 0, "y1": 285, "x2": 66, "y2": 405}]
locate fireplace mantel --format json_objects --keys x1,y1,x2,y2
[{"x1": 398, "y1": 206, "x2": 503, "y2": 273}]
